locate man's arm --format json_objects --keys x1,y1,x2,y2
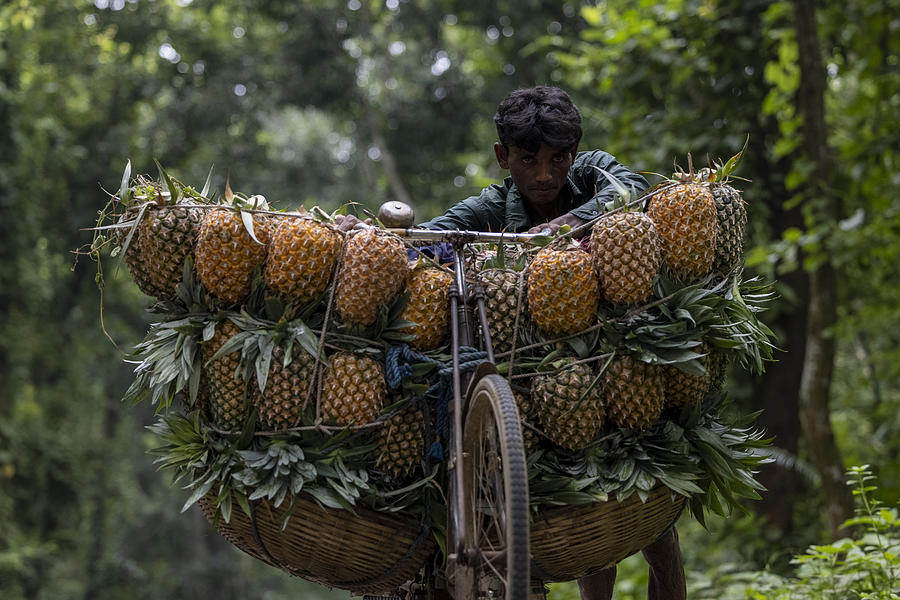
[
  {"x1": 567, "y1": 150, "x2": 649, "y2": 223},
  {"x1": 417, "y1": 185, "x2": 508, "y2": 231}
]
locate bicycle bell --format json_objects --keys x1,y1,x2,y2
[{"x1": 378, "y1": 201, "x2": 415, "y2": 228}]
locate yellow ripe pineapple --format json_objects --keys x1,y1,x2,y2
[
  {"x1": 376, "y1": 397, "x2": 426, "y2": 482},
  {"x1": 335, "y1": 229, "x2": 408, "y2": 326},
  {"x1": 531, "y1": 360, "x2": 605, "y2": 451},
  {"x1": 527, "y1": 246, "x2": 599, "y2": 336},
  {"x1": 647, "y1": 180, "x2": 718, "y2": 281},
  {"x1": 320, "y1": 352, "x2": 386, "y2": 426},
  {"x1": 195, "y1": 207, "x2": 271, "y2": 304},
  {"x1": 201, "y1": 319, "x2": 248, "y2": 432},
  {"x1": 264, "y1": 216, "x2": 343, "y2": 303},
  {"x1": 251, "y1": 345, "x2": 316, "y2": 431},
  {"x1": 398, "y1": 265, "x2": 454, "y2": 350},
  {"x1": 603, "y1": 355, "x2": 665, "y2": 431},
  {"x1": 589, "y1": 211, "x2": 661, "y2": 306}
]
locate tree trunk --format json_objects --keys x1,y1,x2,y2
[
  {"x1": 368, "y1": 111, "x2": 414, "y2": 207},
  {"x1": 792, "y1": 0, "x2": 854, "y2": 538},
  {"x1": 754, "y1": 264, "x2": 808, "y2": 533}
]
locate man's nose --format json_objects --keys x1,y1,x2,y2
[{"x1": 535, "y1": 161, "x2": 553, "y2": 182}]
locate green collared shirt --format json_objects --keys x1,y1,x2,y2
[{"x1": 418, "y1": 150, "x2": 648, "y2": 232}]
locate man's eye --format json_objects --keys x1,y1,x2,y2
[{"x1": 553, "y1": 154, "x2": 567, "y2": 162}]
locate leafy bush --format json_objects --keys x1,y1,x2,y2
[{"x1": 691, "y1": 465, "x2": 900, "y2": 599}]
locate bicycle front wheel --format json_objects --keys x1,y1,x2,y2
[{"x1": 461, "y1": 373, "x2": 530, "y2": 600}]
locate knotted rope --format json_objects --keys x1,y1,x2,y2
[{"x1": 385, "y1": 343, "x2": 487, "y2": 461}]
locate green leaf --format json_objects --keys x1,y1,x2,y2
[
  {"x1": 118, "y1": 159, "x2": 132, "y2": 205},
  {"x1": 153, "y1": 158, "x2": 179, "y2": 205},
  {"x1": 200, "y1": 164, "x2": 215, "y2": 198}
]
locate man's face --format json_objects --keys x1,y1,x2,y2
[{"x1": 494, "y1": 143, "x2": 576, "y2": 218}]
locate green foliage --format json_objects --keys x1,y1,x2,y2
[
  {"x1": 529, "y1": 396, "x2": 771, "y2": 527},
  {"x1": 2, "y1": 0, "x2": 899, "y2": 597},
  {"x1": 690, "y1": 466, "x2": 900, "y2": 599}
]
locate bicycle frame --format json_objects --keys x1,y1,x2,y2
[{"x1": 382, "y1": 227, "x2": 545, "y2": 599}]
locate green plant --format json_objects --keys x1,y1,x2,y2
[{"x1": 691, "y1": 465, "x2": 900, "y2": 599}]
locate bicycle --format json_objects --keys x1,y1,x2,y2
[{"x1": 359, "y1": 203, "x2": 556, "y2": 600}]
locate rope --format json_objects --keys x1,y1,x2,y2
[{"x1": 384, "y1": 344, "x2": 487, "y2": 462}]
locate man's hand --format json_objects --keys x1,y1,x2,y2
[
  {"x1": 332, "y1": 214, "x2": 372, "y2": 232},
  {"x1": 527, "y1": 213, "x2": 586, "y2": 234}
]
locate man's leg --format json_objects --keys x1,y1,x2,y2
[
  {"x1": 642, "y1": 526, "x2": 686, "y2": 600},
  {"x1": 576, "y1": 566, "x2": 616, "y2": 600}
]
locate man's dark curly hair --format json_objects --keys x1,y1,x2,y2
[{"x1": 493, "y1": 86, "x2": 583, "y2": 152}]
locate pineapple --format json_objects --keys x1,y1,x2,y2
[
  {"x1": 531, "y1": 360, "x2": 605, "y2": 451},
  {"x1": 479, "y1": 268, "x2": 525, "y2": 355},
  {"x1": 526, "y1": 246, "x2": 599, "y2": 336},
  {"x1": 513, "y1": 388, "x2": 539, "y2": 452},
  {"x1": 335, "y1": 229, "x2": 408, "y2": 326},
  {"x1": 116, "y1": 200, "x2": 164, "y2": 298},
  {"x1": 264, "y1": 216, "x2": 343, "y2": 303},
  {"x1": 664, "y1": 360, "x2": 712, "y2": 409},
  {"x1": 589, "y1": 211, "x2": 661, "y2": 306},
  {"x1": 195, "y1": 206, "x2": 271, "y2": 304},
  {"x1": 202, "y1": 319, "x2": 248, "y2": 432},
  {"x1": 251, "y1": 345, "x2": 316, "y2": 431},
  {"x1": 647, "y1": 181, "x2": 718, "y2": 281},
  {"x1": 398, "y1": 265, "x2": 454, "y2": 350},
  {"x1": 115, "y1": 180, "x2": 204, "y2": 299},
  {"x1": 603, "y1": 354, "x2": 665, "y2": 431},
  {"x1": 138, "y1": 198, "x2": 206, "y2": 298},
  {"x1": 376, "y1": 397, "x2": 425, "y2": 481},
  {"x1": 320, "y1": 352, "x2": 386, "y2": 426},
  {"x1": 706, "y1": 348, "x2": 732, "y2": 394},
  {"x1": 710, "y1": 183, "x2": 748, "y2": 275}
]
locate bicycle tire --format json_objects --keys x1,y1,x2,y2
[{"x1": 460, "y1": 373, "x2": 530, "y2": 600}]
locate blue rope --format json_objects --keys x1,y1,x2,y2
[{"x1": 385, "y1": 344, "x2": 487, "y2": 462}]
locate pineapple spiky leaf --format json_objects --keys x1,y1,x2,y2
[
  {"x1": 118, "y1": 160, "x2": 132, "y2": 206},
  {"x1": 200, "y1": 164, "x2": 215, "y2": 199},
  {"x1": 717, "y1": 135, "x2": 749, "y2": 180},
  {"x1": 153, "y1": 159, "x2": 180, "y2": 205}
]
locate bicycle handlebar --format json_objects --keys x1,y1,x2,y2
[{"x1": 380, "y1": 227, "x2": 553, "y2": 245}]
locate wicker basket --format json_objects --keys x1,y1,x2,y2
[
  {"x1": 530, "y1": 486, "x2": 685, "y2": 581},
  {"x1": 198, "y1": 493, "x2": 434, "y2": 594}
]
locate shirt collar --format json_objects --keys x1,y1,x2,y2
[{"x1": 503, "y1": 175, "x2": 582, "y2": 232}]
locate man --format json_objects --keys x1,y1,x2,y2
[
  {"x1": 339, "y1": 85, "x2": 686, "y2": 599},
  {"x1": 417, "y1": 86, "x2": 645, "y2": 236},
  {"x1": 421, "y1": 86, "x2": 686, "y2": 600}
]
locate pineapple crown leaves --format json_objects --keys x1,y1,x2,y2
[
  {"x1": 203, "y1": 310, "x2": 325, "y2": 395},
  {"x1": 219, "y1": 175, "x2": 270, "y2": 246},
  {"x1": 528, "y1": 397, "x2": 771, "y2": 515},
  {"x1": 232, "y1": 439, "x2": 318, "y2": 509},
  {"x1": 478, "y1": 242, "x2": 531, "y2": 272},
  {"x1": 123, "y1": 311, "x2": 208, "y2": 410},
  {"x1": 597, "y1": 274, "x2": 777, "y2": 374},
  {"x1": 588, "y1": 166, "x2": 642, "y2": 213}
]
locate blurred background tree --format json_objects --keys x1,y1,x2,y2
[{"x1": 0, "y1": 0, "x2": 897, "y2": 598}]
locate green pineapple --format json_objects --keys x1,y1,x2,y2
[
  {"x1": 531, "y1": 359, "x2": 605, "y2": 451},
  {"x1": 251, "y1": 345, "x2": 316, "y2": 431},
  {"x1": 376, "y1": 398, "x2": 426, "y2": 481},
  {"x1": 202, "y1": 319, "x2": 248, "y2": 432},
  {"x1": 603, "y1": 354, "x2": 665, "y2": 431}
]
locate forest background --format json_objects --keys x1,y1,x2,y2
[{"x1": 1, "y1": 0, "x2": 898, "y2": 598}]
